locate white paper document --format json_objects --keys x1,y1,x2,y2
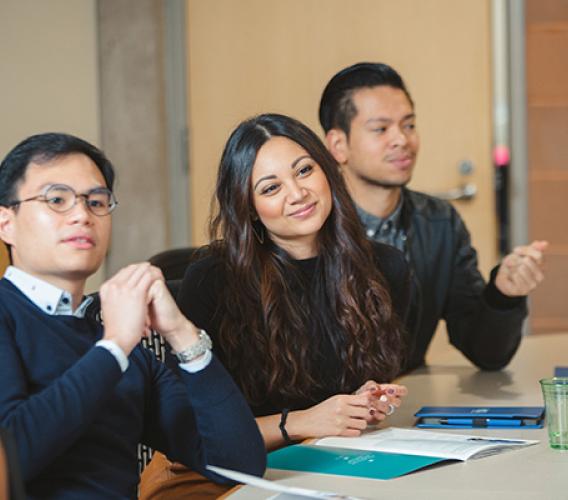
[
  {"x1": 315, "y1": 427, "x2": 539, "y2": 461},
  {"x1": 206, "y1": 465, "x2": 365, "y2": 499}
]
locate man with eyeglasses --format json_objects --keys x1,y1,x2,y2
[{"x1": 0, "y1": 133, "x2": 265, "y2": 499}]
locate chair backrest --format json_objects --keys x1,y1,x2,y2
[
  {"x1": 86, "y1": 282, "x2": 176, "y2": 474},
  {"x1": 87, "y1": 280, "x2": 181, "y2": 324},
  {"x1": 0, "y1": 427, "x2": 25, "y2": 500},
  {"x1": 85, "y1": 292, "x2": 174, "y2": 474},
  {"x1": 87, "y1": 247, "x2": 208, "y2": 474},
  {"x1": 148, "y1": 247, "x2": 206, "y2": 281}
]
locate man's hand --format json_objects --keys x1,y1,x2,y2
[
  {"x1": 495, "y1": 240, "x2": 548, "y2": 297},
  {"x1": 147, "y1": 278, "x2": 200, "y2": 352},
  {"x1": 99, "y1": 263, "x2": 162, "y2": 356}
]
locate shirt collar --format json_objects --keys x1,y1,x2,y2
[
  {"x1": 355, "y1": 192, "x2": 404, "y2": 237},
  {"x1": 3, "y1": 266, "x2": 93, "y2": 318}
]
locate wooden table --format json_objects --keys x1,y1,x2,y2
[{"x1": 228, "y1": 333, "x2": 568, "y2": 499}]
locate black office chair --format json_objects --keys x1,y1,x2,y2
[
  {"x1": 0, "y1": 427, "x2": 25, "y2": 500},
  {"x1": 87, "y1": 247, "x2": 207, "y2": 474},
  {"x1": 148, "y1": 247, "x2": 206, "y2": 282},
  {"x1": 138, "y1": 246, "x2": 207, "y2": 472},
  {"x1": 87, "y1": 282, "x2": 179, "y2": 474}
]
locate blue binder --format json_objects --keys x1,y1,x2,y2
[{"x1": 414, "y1": 406, "x2": 544, "y2": 429}]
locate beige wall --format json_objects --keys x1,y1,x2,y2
[
  {"x1": 0, "y1": 0, "x2": 102, "y2": 286},
  {"x1": 0, "y1": 0, "x2": 100, "y2": 154},
  {"x1": 186, "y1": 0, "x2": 496, "y2": 273},
  {"x1": 0, "y1": 0, "x2": 497, "y2": 281}
]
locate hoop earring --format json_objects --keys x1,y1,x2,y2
[{"x1": 252, "y1": 223, "x2": 265, "y2": 244}]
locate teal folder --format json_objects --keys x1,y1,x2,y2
[{"x1": 267, "y1": 444, "x2": 445, "y2": 480}]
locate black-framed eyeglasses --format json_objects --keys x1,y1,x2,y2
[{"x1": 8, "y1": 184, "x2": 118, "y2": 216}]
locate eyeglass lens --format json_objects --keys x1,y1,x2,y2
[{"x1": 45, "y1": 185, "x2": 115, "y2": 215}]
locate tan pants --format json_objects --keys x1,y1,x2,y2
[{"x1": 139, "y1": 451, "x2": 231, "y2": 499}]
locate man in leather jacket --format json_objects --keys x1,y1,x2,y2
[{"x1": 319, "y1": 62, "x2": 547, "y2": 372}]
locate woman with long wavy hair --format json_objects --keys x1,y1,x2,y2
[
  {"x1": 139, "y1": 113, "x2": 411, "y2": 498},
  {"x1": 176, "y1": 113, "x2": 410, "y2": 449}
]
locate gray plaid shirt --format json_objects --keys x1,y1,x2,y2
[{"x1": 355, "y1": 194, "x2": 407, "y2": 253}]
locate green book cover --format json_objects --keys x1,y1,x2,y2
[{"x1": 268, "y1": 444, "x2": 446, "y2": 480}]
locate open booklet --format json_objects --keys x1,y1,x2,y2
[
  {"x1": 267, "y1": 427, "x2": 538, "y2": 480},
  {"x1": 315, "y1": 427, "x2": 538, "y2": 460}
]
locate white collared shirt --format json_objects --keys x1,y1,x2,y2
[{"x1": 4, "y1": 266, "x2": 93, "y2": 317}]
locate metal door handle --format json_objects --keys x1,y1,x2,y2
[{"x1": 429, "y1": 182, "x2": 477, "y2": 201}]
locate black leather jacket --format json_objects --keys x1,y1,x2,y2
[{"x1": 368, "y1": 189, "x2": 527, "y2": 372}]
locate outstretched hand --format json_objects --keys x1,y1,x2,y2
[{"x1": 495, "y1": 240, "x2": 548, "y2": 297}]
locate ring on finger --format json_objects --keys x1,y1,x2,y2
[{"x1": 386, "y1": 403, "x2": 395, "y2": 416}]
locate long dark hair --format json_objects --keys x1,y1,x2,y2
[{"x1": 210, "y1": 113, "x2": 403, "y2": 404}]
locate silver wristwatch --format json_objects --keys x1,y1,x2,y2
[{"x1": 174, "y1": 330, "x2": 212, "y2": 363}]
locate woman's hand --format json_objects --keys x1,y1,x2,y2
[
  {"x1": 286, "y1": 393, "x2": 378, "y2": 439},
  {"x1": 258, "y1": 383, "x2": 408, "y2": 449},
  {"x1": 355, "y1": 380, "x2": 408, "y2": 424}
]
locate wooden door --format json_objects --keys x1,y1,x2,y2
[
  {"x1": 526, "y1": 0, "x2": 568, "y2": 333},
  {"x1": 186, "y1": 0, "x2": 496, "y2": 273}
]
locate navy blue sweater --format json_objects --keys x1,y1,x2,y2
[{"x1": 0, "y1": 279, "x2": 265, "y2": 499}]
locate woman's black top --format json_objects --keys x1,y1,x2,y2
[{"x1": 177, "y1": 242, "x2": 410, "y2": 417}]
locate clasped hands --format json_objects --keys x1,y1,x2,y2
[
  {"x1": 99, "y1": 262, "x2": 199, "y2": 356},
  {"x1": 287, "y1": 380, "x2": 407, "y2": 440}
]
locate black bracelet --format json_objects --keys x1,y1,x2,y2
[{"x1": 279, "y1": 408, "x2": 293, "y2": 444}]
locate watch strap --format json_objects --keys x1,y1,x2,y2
[
  {"x1": 173, "y1": 329, "x2": 212, "y2": 363},
  {"x1": 279, "y1": 408, "x2": 293, "y2": 444}
]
